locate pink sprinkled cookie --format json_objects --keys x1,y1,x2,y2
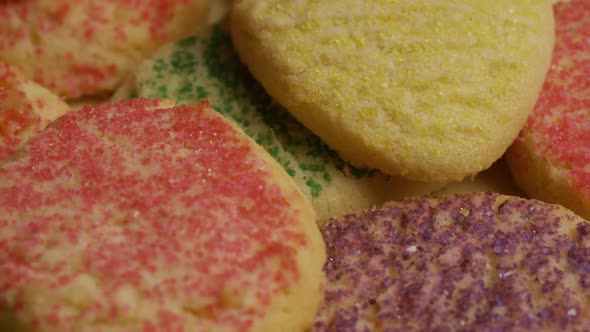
[
  {"x1": 0, "y1": 62, "x2": 69, "y2": 163},
  {"x1": 0, "y1": 99, "x2": 325, "y2": 331},
  {"x1": 315, "y1": 192, "x2": 590, "y2": 331},
  {"x1": 0, "y1": 0, "x2": 219, "y2": 99},
  {"x1": 506, "y1": 0, "x2": 590, "y2": 220}
]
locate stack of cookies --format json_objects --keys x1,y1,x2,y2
[{"x1": 1, "y1": 0, "x2": 589, "y2": 331}]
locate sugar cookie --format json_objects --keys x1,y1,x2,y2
[
  {"x1": 0, "y1": 0, "x2": 219, "y2": 99},
  {"x1": 0, "y1": 98, "x2": 325, "y2": 332},
  {"x1": 435, "y1": 158, "x2": 523, "y2": 197},
  {"x1": 230, "y1": 0, "x2": 555, "y2": 182},
  {"x1": 507, "y1": 0, "x2": 590, "y2": 220},
  {"x1": 316, "y1": 192, "x2": 590, "y2": 331},
  {"x1": 0, "y1": 63, "x2": 69, "y2": 163}
]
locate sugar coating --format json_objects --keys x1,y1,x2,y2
[
  {"x1": 230, "y1": 0, "x2": 555, "y2": 182},
  {"x1": 0, "y1": 0, "x2": 217, "y2": 99},
  {"x1": 507, "y1": 0, "x2": 590, "y2": 220},
  {"x1": 316, "y1": 192, "x2": 590, "y2": 331},
  {"x1": 0, "y1": 98, "x2": 325, "y2": 331},
  {"x1": 125, "y1": 26, "x2": 444, "y2": 223},
  {"x1": 0, "y1": 63, "x2": 69, "y2": 163}
]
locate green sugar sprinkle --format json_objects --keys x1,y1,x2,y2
[
  {"x1": 176, "y1": 36, "x2": 197, "y2": 47},
  {"x1": 306, "y1": 178, "x2": 322, "y2": 198},
  {"x1": 170, "y1": 50, "x2": 197, "y2": 74},
  {"x1": 267, "y1": 146, "x2": 280, "y2": 158},
  {"x1": 300, "y1": 164, "x2": 326, "y2": 172},
  {"x1": 283, "y1": 160, "x2": 296, "y2": 177},
  {"x1": 152, "y1": 58, "x2": 168, "y2": 73},
  {"x1": 158, "y1": 85, "x2": 168, "y2": 98},
  {"x1": 177, "y1": 80, "x2": 192, "y2": 97},
  {"x1": 196, "y1": 86, "x2": 208, "y2": 100}
]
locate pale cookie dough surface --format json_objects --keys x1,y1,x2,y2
[
  {"x1": 0, "y1": 62, "x2": 69, "y2": 163},
  {"x1": 435, "y1": 158, "x2": 523, "y2": 198},
  {"x1": 316, "y1": 192, "x2": 590, "y2": 331},
  {"x1": 507, "y1": 0, "x2": 590, "y2": 221},
  {"x1": 0, "y1": 98, "x2": 325, "y2": 332},
  {"x1": 124, "y1": 26, "x2": 445, "y2": 224},
  {"x1": 0, "y1": 0, "x2": 221, "y2": 99},
  {"x1": 230, "y1": 0, "x2": 555, "y2": 182}
]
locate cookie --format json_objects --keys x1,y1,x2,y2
[
  {"x1": 121, "y1": 26, "x2": 445, "y2": 223},
  {"x1": 230, "y1": 0, "x2": 555, "y2": 182},
  {"x1": 315, "y1": 192, "x2": 590, "y2": 331},
  {"x1": 0, "y1": 62, "x2": 69, "y2": 163},
  {"x1": 0, "y1": 98, "x2": 325, "y2": 331},
  {"x1": 506, "y1": 0, "x2": 590, "y2": 220},
  {"x1": 0, "y1": 0, "x2": 220, "y2": 99},
  {"x1": 435, "y1": 158, "x2": 524, "y2": 198}
]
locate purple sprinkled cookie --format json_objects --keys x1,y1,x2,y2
[{"x1": 315, "y1": 192, "x2": 590, "y2": 331}]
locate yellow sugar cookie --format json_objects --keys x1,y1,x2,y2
[{"x1": 230, "y1": 0, "x2": 555, "y2": 182}]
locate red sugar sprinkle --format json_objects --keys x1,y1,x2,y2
[
  {"x1": 0, "y1": 98, "x2": 307, "y2": 331},
  {"x1": 0, "y1": 0, "x2": 196, "y2": 98},
  {"x1": 0, "y1": 63, "x2": 43, "y2": 163},
  {"x1": 523, "y1": 0, "x2": 590, "y2": 195},
  {"x1": 0, "y1": 0, "x2": 191, "y2": 47}
]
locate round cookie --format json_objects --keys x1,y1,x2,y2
[
  {"x1": 0, "y1": 62, "x2": 69, "y2": 163},
  {"x1": 315, "y1": 192, "x2": 590, "y2": 331},
  {"x1": 506, "y1": 0, "x2": 590, "y2": 220},
  {"x1": 0, "y1": 0, "x2": 221, "y2": 99},
  {"x1": 0, "y1": 98, "x2": 325, "y2": 332},
  {"x1": 230, "y1": 0, "x2": 555, "y2": 182},
  {"x1": 121, "y1": 26, "x2": 446, "y2": 224}
]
